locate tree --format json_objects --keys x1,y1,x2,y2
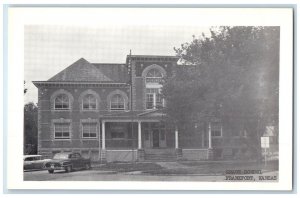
[
  {"x1": 163, "y1": 26, "x2": 279, "y2": 158},
  {"x1": 24, "y1": 102, "x2": 38, "y2": 154},
  {"x1": 24, "y1": 81, "x2": 27, "y2": 94}
]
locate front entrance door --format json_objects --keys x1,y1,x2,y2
[{"x1": 152, "y1": 129, "x2": 160, "y2": 148}]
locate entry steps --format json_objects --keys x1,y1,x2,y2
[{"x1": 144, "y1": 148, "x2": 177, "y2": 161}]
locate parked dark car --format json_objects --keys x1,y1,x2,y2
[
  {"x1": 24, "y1": 155, "x2": 51, "y2": 171},
  {"x1": 44, "y1": 152, "x2": 91, "y2": 174}
]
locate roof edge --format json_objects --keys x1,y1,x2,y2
[{"x1": 33, "y1": 81, "x2": 130, "y2": 88}]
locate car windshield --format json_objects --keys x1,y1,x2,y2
[{"x1": 53, "y1": 153, "x2": 69, "y2": 160}]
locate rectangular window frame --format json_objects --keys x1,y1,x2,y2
[
  {"x1": 146, "y1": 88, "x2": 164, "y2": 110},
  {"x1": 54, "y1": 123, "x2": 71, "y2": 140},
  {"x1": 82, "y1": 97, "x2": 97, "y2": 111},
  {"x1": 211, "y1": 122, "x2": 223, "y2": 138},
  {"x1": 82, "y1": 122, "x2": 98, "y2": 139}
]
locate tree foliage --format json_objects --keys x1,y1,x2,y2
[
  {"x1": 24, "y1": 102, "x2": 38, "y2": 154},
  {"x1": 24, "y1": 81, "x2": 27, "y2": 94},
  {"x1": 163, "y1": 26, "x2": 279, "y2": 139}
]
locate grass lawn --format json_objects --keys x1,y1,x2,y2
[
  {"x1": 92, "y1": 160, "x2": 278, "y2": 176},
  {"x1": 145, "y1": 160, "x2": 278, "y2": 175}
]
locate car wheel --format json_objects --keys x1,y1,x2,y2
[
  {"x1": 48, "y1": 169, "x2": 54, "y2": 174},
  {"x1": 65, "y1": 165, "x2": 72, "y2": 173},
  {"x1": 85, "y1": 163, "x2": 91, "y2": 170}
]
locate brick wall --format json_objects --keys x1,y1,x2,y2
[{"x1": 38, "y1": 85, "x2": 130, "y2": 154}]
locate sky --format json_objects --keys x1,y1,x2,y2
[{"x1": 24, "y1": 25, "x2": 211, "y2": 104}]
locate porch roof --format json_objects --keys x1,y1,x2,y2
[{"x1": 100, "y1": 109, "x2": 166, "y2": 122}]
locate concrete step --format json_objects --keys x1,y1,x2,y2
[
  {"x1": 144, "y1": 149, "x2": 176, "y2": 155},
  {"x1": 144, "y1": 154, "x2": 177, "y2": 161},
  {"x1": 143, "y1": 159, "x2": 177, "y2": 162}
]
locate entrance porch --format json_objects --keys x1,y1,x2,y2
[{"x1": 99, "y1": 120, "x2": 214, "y2": 162}]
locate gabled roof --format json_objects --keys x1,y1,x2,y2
[
  {"x1": 92, "y1": 63, "x2": 129, "y2": 83},
  {"x1": 48, "y1": 58, "x2": 113, "y2": 82}
]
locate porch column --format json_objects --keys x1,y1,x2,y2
[
  {"x1": 138, "y1": 121, "x2": 142, "y2": 149},
  {"x1": 175, "y1": 127, "x2": 179, "y2": 149},
  {"x1": 102, "y1": 121, "x2": 106, "y2": 149},
  {"x1": 208, "y1": 122, "x2": 212, "y2": 149}
]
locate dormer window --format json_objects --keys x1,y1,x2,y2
[
  {"x1": 54, "y1": 94, "x2": 69, "y2": 110},
  {"x1": 110, "y1": 94, "x2": 125, "y2": 110}
]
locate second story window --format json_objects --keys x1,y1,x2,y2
[
  {"x1": 110, "y1": 94, "x2": 125, "y2": 110},
  {"x1": 82, "y1": 94, "x2": 97, "y2": 110},
  {"x1": 146, "y1": 68, "x2": 163, "y2": 83},
  {"x1": 211, "y1": 122, "x2": 222, "y2": 137},
  {"x1": 146, "y1": 88, "x2": 163, "y2": 109},
  {"x1": 54, "y1": 94, "x2": 69, "y2": 110}
]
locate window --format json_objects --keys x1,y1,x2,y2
[
  {"x1": 54, "y1": 94, "x2": 69, "y2": 110},
  {"x1": 82, "y1": 94, "x2": 97, "y2": 110},
  {"x1": 212, "y1": 130, "x2": 222, "y2": 137},
  {"x1": 110, "y1": 94, "x2": 125, "y2": 110},
  {"x1": 146, "y1": 69, "x2": 163, "y2": 83},
  {"x1": 211, "y1": 122, "x2": 222, "y2": 137},
  {"x1": 146, "y1": 88, "x2": 163, "y2": 109},
  {"x1": 54, "y1": 123, "x2": 70, "y2": 139},
  {"x1": 82, "y1": 123, "x2": 97, "y2": 138}
]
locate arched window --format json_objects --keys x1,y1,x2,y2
[
  {"x1": 110, "y1": 94, "x2": 125, "y2": 110},
  {"x1": 146, "y1": 69, "x2": 163, "y2": 83},
  {"x1": 145, "y1": 69, "x2": 164, "y2": 110},
  {"x1": 82, "y1": 94, "x2": 97, "y2": 110},
  {"x1": 54, "y1": 94, "x2": 69, "y2": 110}
]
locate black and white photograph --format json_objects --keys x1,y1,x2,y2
[{"x1": 5, "y1": 7, "x2": 293, "y2": 191}]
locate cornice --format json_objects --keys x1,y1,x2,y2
[{"x1": 33, "y1": 81, "x2": 130, "y2": 88}]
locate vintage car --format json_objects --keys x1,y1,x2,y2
[
  {"x1": 23, "y1": 155, "x2": 51, "y2": 171},
  {"x1": 44, "y1": 152, "x2": 91, "y2": 174}
]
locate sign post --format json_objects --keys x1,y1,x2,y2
[{"x1": 261, "y1": 136, "x2": 270, "y2": 167}]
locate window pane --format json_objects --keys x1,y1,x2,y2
[
  {"x1": 212, "y1": 130, "x2": 221, "y2": 137},
  {"x1": 82, "y1": 123, "x2": 97, "y2": 138},
  {"x1": 90, "y1": 133, "x2": 96, "y2": 137},
  {"x1": 83, "y1": 94, "x2": 96, "y2": 110},
  {"x1": 54, "y1": 123, "x2": 70, "y2": 139},
  {"x1": 55, "y1": 94, "x2": 69, "y2": 109},
  {"x1": 83, "y1": 104, "x2": 89, "y2": 109},
  {"x1": 146, "y1": 94, "x2": 154, "y2": 109},
  {"x1": 111, "y1": 94, "x2": 125, "y2": 110},
  {"x1": 63, "y1": 132, "x2": 69, "y2": 137},
  {"x1": 83, "y1": 133, "x2": 89, "y2": 137},
  {"x1": 55, "y1": 132, "x2": 62, "y2": 137},
  {"x1": 90, "y1": 103, "x2": 96, "y2": 109}
]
